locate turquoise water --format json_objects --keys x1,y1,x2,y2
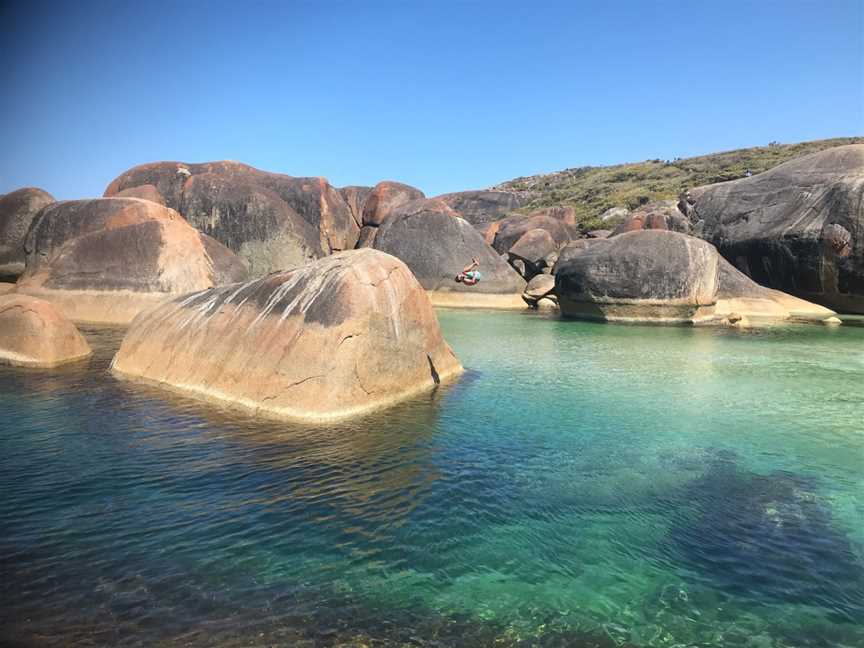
[{"x1": 1, "y1": 311, "x2": 863, "y2": 647}]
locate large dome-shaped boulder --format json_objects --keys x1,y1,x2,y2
[
  {"x1": 105, "y1": 161, "x2": 358, "y2": 276},
  {"x1": 362, "y1": 181, "x2": 425, "y2": 227},
  {"x1": 611, "y1": 200, "x2": 691, "y2": 236},
  {"x1": 111, "y1": 249, "x2": 462, "y2": 422},
  {"x1": 555, "y1": 230, "x2": 720, "y2": 323},
  {"x1": 0, "y1": 187, "x2": 55, "y2": 279},
  {"x1": 0, "y1": 294, "x2": 91, "y2": 368},
  {"x1": 16, "y1": 198, "x2": 247, "y2": 324},
  {"x1": 688, "y1": 144, "x2": 864, "y2": 313},
  {"x1": 433, "y1": 190, "x2": 522, "y2": 228},
  {"x1": 555, "y1": 230, "x2": 835, "y2": 325},
  {"x1": 372, "y1": 198, "x2": 526, "y2": 307}
]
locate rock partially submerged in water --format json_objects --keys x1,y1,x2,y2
[
  {"x1": 555, "y1": 230, "x2": 720, "y2": 323},
  {"x1": 111, "y1": 249, "x2": 463, "y2": 422},
  {"x1": 670, "y1": 461, "x2": 864, "y2": 622},
  {"x1": 0, "y1": 294, "x2": 91, "y2": 367},
  {"x1": 372, "y1": 198, "x2": 526, "y2": 308},
  {"x1": 555, "y1": 230, "x2": 836, "y2": 325},
  {"x1": 16, "y1": 198, "x2": 247, "y2": 324},
  {"x1": 105, "y1": 161, "x2": 359, "y2": 276},
  {"x1": 688, "y1": 144, "x2": 864, "y2": 314},
  {"x1": 0, "y1": 187, "x2": 55, "y2": 279}
]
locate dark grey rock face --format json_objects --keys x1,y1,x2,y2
[
  {"x1": 554, "y1": 230, "x2": 719, "y2": 322},
  {"x1": 105, "y1": 161, "x2": 358, "y2": 276},
  {"x1": 434, "y1": 190, "x2": 522, "y2": 227},
  {"x1": 373, "y1": 199, "x2": 525, "y2": 294},
  {"x1": 0, "y1": 188, "x2": 55, "y2": 279},
  {"x1": 689, "y1": 144, "x2": 864, "y2": 313}
]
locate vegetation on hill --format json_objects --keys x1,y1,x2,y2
[{"x1": 492, "y1": 137, "x2": 863, "y2": 230}]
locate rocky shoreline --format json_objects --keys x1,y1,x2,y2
[{"x1": 0, "y1": 142, "x2": 861, "y2": 419}]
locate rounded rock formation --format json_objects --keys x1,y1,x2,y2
[
  {"x1": 372, "y1": 198, "x2": 526, "y2": 308},
  {"x1": 689, "y1": 144, "x2": 864, "y2": 313},
  {"x1": 492, "y1": 212, "x2": 572, "y2": 254},
  {"x1": 555, "y1": 230, "x2": 720, "y2": 323},
  {"x1": 0, "y1": 294, "x2": 91, "y2": 368},
  {"x1": 0, "y1": 187, "x2": 55, "y2": 279},
  {"x1": 434, "y1": 190, "x2": 522, "y2": 228},
  {"x1": 362, "y1": 181, "x2": 425, "y2": 227},
  {"x1": 508, "y1": 228, "x2": 558, "y2": 279},
  {"x1": 105, "y1": 161, "x2": 358, "y2": 276},
  {"x1": 610, "y1": 200, "x2": 691, "y2": 236},
  {"x1": 111, "y1": 249, "x2": 463, "y2": 422},
  {"x1": 16, "y1": 198, "x2": 247, "y2": 324}
]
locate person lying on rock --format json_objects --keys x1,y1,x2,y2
[{"x1": 455, "y1": 257, "x2": 482, "y2": 286}]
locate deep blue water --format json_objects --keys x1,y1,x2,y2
[{"x1": 1, "y1": 311, "x2": 863, "y2": 647}]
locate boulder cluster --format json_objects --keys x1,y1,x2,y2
[{"x1": 1, "y1": 143, "x2": 859, "y2": 418}]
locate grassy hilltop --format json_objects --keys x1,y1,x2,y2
[{"x1": 491, "y1": 137, "x2": 863, "y2": 230}]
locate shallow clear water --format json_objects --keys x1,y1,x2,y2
[{"x1": 1, "y1": 311, "x2": 863, "y2": 647}]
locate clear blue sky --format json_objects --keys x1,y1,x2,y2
[{"x1": 1, "y1": 1, "x2": 862, "y2": 199}]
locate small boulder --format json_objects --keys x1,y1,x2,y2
[
  {"x1": 0, "y1": 294, "x2": 91, "y2": 368},
  {"x1": 523, "y1": 273, "x2": 556, "y2": 307},
  {"x1": 586, "y1": 229, "x2": 611, "y2": 239},
  {"x1": 362, "y1": 181, "x2": 425, "y2": 227},
  {"x1": 492, "y1": 212, "x2": 571, "y2": 254},
  {"x1": 611, "y1": 200, "x2": 691, "y2": 236},
  {"x1": 508, "y1": 228, "x2": 558, "y2": 278},
  {"x1": 111, "y1": 249, "x2": 463, "y2": 422},
  {"x1": 0, "y1": 187, "x2": 55, "y2": 279},
  {"x1": 16, "y1": 198, "x2": 247, "y2": 324}
]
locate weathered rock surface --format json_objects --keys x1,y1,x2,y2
[
  {"x1": 16, "y1": 198, "x2": 247, "y2": 324},
  {"x1": 492, "y1": 212, "x2": 572, "y2": 254},
  {"x1": 555, "y1": 230, "x2": 720, "y2": 323},
  {"x1": 0, "y1": 282, "x2": 15, "y2": 295},
  {"x1": 111, "y1": 249, "x2": 463, "y2": 422},
  {"x1": 555, "y1": 230, "x2": 835, "y2": 325},
  {"x1": 586, "y1": 229, "x2": 611, "y2": 239},
  {"x1": 0, "y1": 294, "x2": 91, "y2": 367},
  {"x1": 552, "y1": 239, "x2": 602, "y2": 274},
  {"x1": 372, "y1": 198, "x2": 525, "y2": 304},
  {"x1": 339, "y1": 186, "x2": 372, "y2": 228},
  {"x1": 713, "y1": 257, "x2": 835, "y2": 325},
  {"x1": 362, "y1": 181, "x2": 425, "y2": 227},
  {"x1": 611, "y1": 200, "x2": 691, "y2": 236},
  {"x1": 105, "y1": 161, "x2": 358, "y2": 276},
  {"x1": 355, "y1": 225, "x2": 378, "y2": 248},
  {"x1": 115, "y1": 184, "x2": 165, "y2": 204},
  {"x1": 434, "y1": 190, "x2": 522, "y2": 227},
  {"x1": 508, "y1": 228, "x2": 558, "y2": 278},
  {"x1": 689, "y1": 144, "x2": 864, "y2": 313},
  {"x1": 0, "y1": 187, "x2": 55, "y2": 279},
  {"x1": 522, "y1": 273, "x2": 556, "y2": 308}
]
